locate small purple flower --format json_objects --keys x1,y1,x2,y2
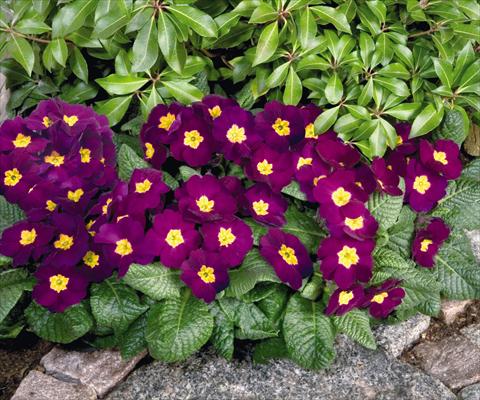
[
  {"x1": 244, "y1": 183, "x2": 288, "y2": 226},
  {"x1": 180, "y1": 249, "x2": 229, "y2": 303},
  {"x1": 127, "y1": 168, "x2": 170, "y2": 211},
  {"x1": 194, "y1": 95, "x2": 238, "y2": 121},
  {"x1": 300, "y1": 104, "x2": 322, "y2": 141},
  {"x1": 212, "y1": 106, "x2": 260, "y2": 163},
  {"x1": 385, "y1": 150, "x2": 409, "y2": 178},
  {"x1": 176, "y1": 175, "x2": 237, "y2": 223},
  {"x1": 259, "y1": 228, "x2": 313, "y2": 290},
  {"x1": 145, "y1": 209, "x2": 201, "y2": 268},
  {"x1": 32, "y1": 263, "x2": 89, "y2": 312},
  {"x1": 419, "y1": 139, "x2": 462, "y2": 180},
  {"x1": 318, "y1": 236, "x2": 375, "y2": 289},
  {"x1": 396, "y1": 123, "x2": 417, "y2": 155},
  {"x1": 77, "y1": 242, "x2": 115, "y2": 283},
  {"x1": 201, "y1": 217, "x2": 253, "y2": 268},
  {"x1": 244, "y1": 144, "x2": 293, "y2": 192},
  {"x1": 354, "y1": 164, "x2": 377, "y2": 195},
  {"x1": 0, "y1": 117, "x2": 48, "y2": 154},
  {"x1": 363, "y1": 279, "x2": 405, "y2": 319},
  {"x1": 371, "y1": 157, "x2": 403, "y2": 196},
  {"x1": 316, "y1": 132, "x2": 361, "y2": 169},
  {"x1": 94, "y1": 217, "x2": 154, "y2": 277},
  {"x1": 170, "y1": 108, "x2": 214, "y2": 167},
  {"x1": 412, "y1": 218, "x2": 450, "y2": 268},
  {"x1": 325, "y1": 285, "x2": 365, "y2": 316},
  {"x1": 326, "y1": 202, "x2": 378, "y2": 241},
  {"x1": 0, "y1": 221, "x2": 54, "y2": 266},
  {"x1": 405, "y1": 159, "x2": 447, "y2": 212},
  {"x1": 0, "y1": 153, "x2": 40, "y2": 206},
  {"x1": 255, "y1": 101, "x2": 305, "y2": 150}
]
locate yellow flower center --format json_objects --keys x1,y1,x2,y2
[
  {"x1": 332, "y1": 187, "x2": 351, "y2": 207},
  {"x1": 371, "y1": 291, "x2": 389, "y2": 304},
  {"x1": 433, "y1": 150, "x2": 448, "y2": 165},
  {"x1": 218, "y1": 227, "x2": 236, "y2": 247},
  {"x1": 296, "y1": 157, "x2": 313, "y2": 170},
  {"x1": 158, "y1": 113, "x2": 176, "y2": 130},
  {"x1": 44, "y1": 151, "x2": 64, "y2": 167},
  {"x1": 102, "y1": 198, "x2": 112, "y2": 215},
  {"x1": 257, "y1": 159, "x2": 273, "y2": 175},
  {"x1": 413, "y1": 175, "x2": 431, "y2": 194},
  {"x1": 337, "y1": 245, "x2": 359, "y2": 269},
  {"x1": 79, "y1": 147, "x2": 91, "y2": 163},
  {"x1": 12, "y1": 133, "x2": 31, "y2": 148},
  {"x1": 145, "y1": 142, "x2": 155, "y2": 159},
  {"x1": 420, "y1": 239, "x2": 433, "y2": 252},
  {"x1": 305, "y1": 123, "x2": 317, "y2": 139},
  {"x1": 67, "y1": 188, "x2": 84, "y2": 203},
  {"x1": 252, "y1": 200, "x2": 269, "y2": 216},
  {"x1": 226, "y1": 124, "x2": 246, "y2": 144},
  {"x1": 115, "y1": 239, "x2": 133, "y2": 256},
  {"x1": 49, "y1": 274, "x2": 69, "y2": 293},
  {"x1": 83, "y1": 251, "x2": 100, "y2": 268},
  {"x1": 345, "y1": 216, "x2": 364, "y2": 231},
  {"x1": 184, "y1": 130, "x2": 204, "y2": 149},
  {"x1": 46, "y1": 200, "x2": 57, "y2": 212},
  {"x1": 338, "y1": 290, "x2": 354, "y2": 305},
  {"x1": 272, "y1": 118, "x2": 290, "y2": 136},
  {"x1": 196, "y1": 195, "x2": 214, "y2": 213},
  {"x1": 4, "y1": 168, "x2": 22, "y2": 186},
  {"x1": 86, "y1": 219, "x2": 96, "y2": 236},
  {"x1": 63, "y1": 115, "x2": 78, "y2": 126},
  {"x1": 198, "y1": 265, "x2": 216, "y2": 283},
  {"x1": 43, "y1": 116, "x2": 52, "y2": 127},
  {"x1": 54, "y1": 234, "x2": 74, "y2": 250},
  {"x1": 313, "y1": 175, "x2": 326, "y2": 186},
  {"x1": 396, "y1": 135, "x2": 403, "y2": 145},
  {"x1": 19, "y1": 229, "x2": 36, "y2": 246},
  {"x1": 278, "y1": 244, "x2": 298, "y2": 265},
  {"x1": 165, "y1": 229, "x2": 184, "y2": 248},
  {"x1": 208, "y1": 106, "x2": 222, "y2": 119},
  {"x1": 135, "y1": 179, "x2": 152, "y2": 194}
]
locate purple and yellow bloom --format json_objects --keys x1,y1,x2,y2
[
  {"x1": 300, "y1": 104, "x2": 322, "y2": 141},
  {"x1": 259, "y1": 228, "x2": 313, "y2": 290},
  {"x1": 180, "y1": 249, "x2": 229, "y2": 303},
  {"x1": 212, "y1": 106, "x2": 260, "y2": 163},
  {"x1": 405, "y1": 159, "x2": 447, "y2": 212},
  {"x1": 201, "y1": 217, "x2": 253, "y2": 268},
  {"x1": 395, "y1": 123, "x2": 417, "y2": 155},
  {"x1": 244, "y1": 144, "x2": 293, "y2": 192},
  {"x1": 354, "y1": 164, "x2": 377, "y2": 195},
  {"x1": 94, "y1": 217, "x2": 154, "y2": 277},
  {"x1": 170, "y1": 108, "x2": 214, "y2": 167},
  {"x1": 0, "y1": 221, "x2": 54, "y2": 266},
  {"x1": 316, "y1": 132, "x2": 361, "y2": 169},
  {"x1": 176, "y1": 175, "x2": 237, "y2": 223},
  {"x1": 144, "y1": 209, "x2": 201, "y2": 268},
  {"x1": 77, "y1": 242, "x2": 115, "y2": 283},
  {"x1": 0, "y1": 117, "x2": 47, "y2": 154},
  {"x1": 318, "y1": 236, "x2": 375, "y2": 289},
  {"x1": 419, "y1": 139, "x2": 462, "y2": 180},
  {"x1": 363, "y1": 279, "x2": 405, "y2": 319},
  {"x1": 385, "y1": 150, "x2": 410, "y2": 178},
  {"x1": 255, "y1": 101, "x2": 305, "y2": 150},
  {"x1": 325, "y1": 202, "x2": 378, "y2": 240},
  {"x1": 194, "y1": 95, "x2": 238, "y2": 121},
  {"x1": 325, "y1": 285, "x2": 365, "y2": 316},
  {"x1": 244, "y1": 183, "x2": 288, "y2": 226},
  {"x1": 371, "y1": 157, "x2": 403, "y2": 196},
  {"x1": 44, "y1": 213, "x2": 89, "y2": 268},
  {"x1": 127, "y1": 168, "x2": 170, "y2": 212},
  {"x1": 412, "y1": 218, "x2": 450, "y2": 268},
  {"x1": 220, "y1": 176, "x2": 244, "y2": 199},
  {"x1": 33, "y1": 263, "x2": 89, "y2": 312}
]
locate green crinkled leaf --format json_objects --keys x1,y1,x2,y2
[
  {"x1": 209, "y1": 301, "x2": 235, "y2": 360},
  {"x1": 281, "y1": 181, "x2": 307, "y2": 201},
  {"x1": 117, "y1": 144, "x2": 149, "y2": 181},
  {"x1": 367, "y1": 180, "x2": 404, "y2": 231},
  {"x1": 90, "y1": 278, "x2": 148, "y2": 335},
  {"x1": 257, "y1": 284, "x2": 289, "y2": 329},
  {"x1": 333, "y1": 309, "x2": 377, "y2": 350},
  {"x1": 283, "y1": 294, "x2": 336, "y2": 369},
  {"x1": 235, "y1": 301, "x2": 279, "y2": 340},
  {"x1": 386, "y1": 206, "x2": 416, "y2": 257},
  {"x1": 225, "y1": 249, "x2": 280, "y2": 298},
  {"x1": 253, "y1": 337, "x2": 288, "y2": 364},
  {"x1": 0, "y1": 269, "x2": 34, "y2": 323},
  {"x1": 118, "y1": 314, "x2": 148, "y2": 360},
  {"x1": 146, "y1": 289, "x2": 213, "y2": 362},
  {"x1": 25, "y1": 302, "x2": 94, "y2": 344},
  {"x1": 0, "y1": 196, "x2": 25, "y2": 235},
  {"x1": 123, "y1": 263, "x2": 183, "y2": 301},
  {"x1": 433, "y1": 107, "x2": 470, "y2": 145}
]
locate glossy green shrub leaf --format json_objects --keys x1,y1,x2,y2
[
  {"x1": 409, "y1": 105, "x2": 443, "y2": 138},
  {"x1": 51, "y1": 0, "x2": 96, "y2": 38},
  {"x1": 168, "y1": 5, "x2": 218, "y2": 38},
  {"x1": 252, "y1": 21, "x2": 278, "y2": 66},
  {"x1": 95, "y1": 96, "x2": 132, "y2": 127},
  {"x1": 8, "y1": 36, "x2": 34, "y2": 76},
  {"x1": 132, "y1": 15, "x2": 158, "y2": 72},
  {"x1": 96, "y1": 74, "x2": 149, "y2": 95}
]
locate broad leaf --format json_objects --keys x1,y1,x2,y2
[
  {"x1": 0, "y1": 269, "x2": 34, "y2": 323},
  {"x1": 333, "y1": 309, "x2": 377, "y2": 350}
]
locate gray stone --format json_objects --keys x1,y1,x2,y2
[
  {"x1": 107, "y1": 337, "x2": 455, "y2": 400},
  {"x1": 41, "y1": 347, "x2": 146, "y2": 397},
  {"x1": 462, "y1": 324, "x2": 480, "y2": 348},
  {"x1": 441, "y1": 300, "x2": 472, "y2": 324},
  {"x1": 460, "y1": 383, "x2": 480, "y2": 400},
  {"x1": 12, "y1": 370, "x2": 96, "y2": 400},
  {"x1": 374, "y1": 314, "x2": 430, "y2": 357},
  {"x1": 413, "y1": 334, "x2": 480, "y2": 390},
  {"x1": 467, "y1": 231, "x2": 480, "y2": 263}
]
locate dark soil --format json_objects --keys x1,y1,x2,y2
[{"x1": 0, "y1": 332, "x2": 53, "y2": 400}]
